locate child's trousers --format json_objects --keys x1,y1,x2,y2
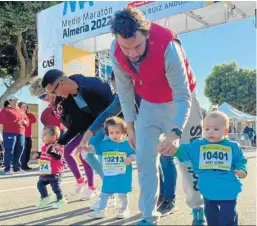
[
  {"x1": 37, "y1": 174, "x2": 63, "y2": 201},
  {"x1": 99, "y1": 193, "x2": 128, "y2": 210},
  {"x1": 204, "y1": 198, "x2": 238, "y2": 226}
]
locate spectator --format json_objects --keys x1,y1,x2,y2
[
  {"x1": 0, "y1": 94, "x2": 28, "y2": 174},
  {"x1": 243, "y1": 125, "x2": 255, "y2": 146},
  {"x1": 18, "y1": 102, "x2": 37, "y2": 170}
]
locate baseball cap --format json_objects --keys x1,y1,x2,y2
[
  {"x1": 7, "y1": 94, "x2": 19, "y2": 101},
  {"x1": 41, "y1": 69, "x2": 65, "y2": 89}
]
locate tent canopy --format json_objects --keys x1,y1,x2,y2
[{"x1": 218, "y1": 102, "x2": 256, "y2": 122}]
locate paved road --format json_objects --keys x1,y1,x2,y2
[{"x1": 0, "y1": 151, "x2": 256, "y2": 225}]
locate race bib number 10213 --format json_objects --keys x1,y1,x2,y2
[
  {"x1": 199, "y1": 144, "x2": 232, "y2": 171},
  {"x1": 102, "y1": 152, "x2": 127, "y2": 176}
]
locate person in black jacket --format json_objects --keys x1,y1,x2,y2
[{"x1": 42, "y1": 69, "x2": 114, "y2": 200}]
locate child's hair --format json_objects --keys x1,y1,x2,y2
[
  {"x1": 204, "y1": 111, "x2": 230, "y2": 129},
  {"x1": 104, "y1": 116, "x2": 127, "y2": 135},
  {"x1": 43, "y1": 126, "x2": 61, "y2": 139}
]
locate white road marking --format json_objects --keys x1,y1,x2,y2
[{"x1": 0, "y1": 180, "x2": 75, "y2": 193}]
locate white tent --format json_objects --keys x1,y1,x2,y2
[{"x1": 218, "y1": 102, "x2": 256, "y2": 122}]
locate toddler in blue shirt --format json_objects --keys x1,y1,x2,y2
[
  {"x1": 170, "y1": 111, "x2": 247, "y2": 226},
  {"x1": 85, "y1": 116, "x2": 135, "y2": 219}
]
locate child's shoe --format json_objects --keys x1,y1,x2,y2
[
  {"x1": 52, "y1": 198, "x2": 68, "y2": 209},
  {"x1": 36, "y1": 196, "x2": 52, "y2": 208},
  {"x1": 88, "y1": 209, "x2": 106, "y2": 219},
  {"x1": 81, "y1": 186, "x2": 99, "y2": 201},
  {"x1": 116, "y1": 208, "x2": 130, "y2": 219}
]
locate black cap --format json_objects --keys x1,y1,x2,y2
[{"x1": 41, "y1": 69, "x2": 65, "y2": 88}]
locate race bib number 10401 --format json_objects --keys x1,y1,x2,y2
[{"x1": 199, "y1": 144, "x2": 232, "y2": 171}]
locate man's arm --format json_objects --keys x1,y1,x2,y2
[
  {"x1": 110, "y1": 40, "x2": 137, "y2": 125},
  {"x1": 88, "y1": 94, "x2": 122, "y2": 135},
  {"x1": 164, "y1": 41, "x2": 192, "y2": 130}
]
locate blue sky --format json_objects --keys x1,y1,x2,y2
[{"x1": 0, "y1": 17, "x2": 256, "y2": 110}]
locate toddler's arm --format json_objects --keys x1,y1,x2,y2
[{"x1": 233, "y1": 143, "x2": 247, "y2": 179}]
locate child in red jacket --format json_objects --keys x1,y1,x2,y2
[{"x1": 33, "y1": 126, "x2": 67, "y2": 209}]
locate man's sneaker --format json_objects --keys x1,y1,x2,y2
[
  {"x1": 116, "y1": 208, "x2": 130, "y2": 219},
  {"x1": 88, "y1": 209, "x2": 106, "y2": 219},
  {"x1": 52, "y1": 198, "x2": 68, "y2": 209},
  {"x1": 36, "y1": 196, "x2": 53, "y2": 208},
  {"x1": 81, "y1": 187, "x2": 99, "y2": 201},
  {"x1": 71, "y1": 182, "x2": 87, "y2": 196},
  {"x1": 90, "y1": 195, "x2": 116, "y2": 210},
  {"x1": 13, "y1": 169, "x2": 26, "y2": 174},
  {"x1": 136, "y1": 220, "x2": 157, "y2": 226},
  {"x1": 192, "y1": 208, "x2": 206, "y2": 226},
  {"x1": 5, "y1": 171, "x2": 13, "y2": 175},
  {"x1": 158, "y1": 200, "x2": 177, "y2": 217}
]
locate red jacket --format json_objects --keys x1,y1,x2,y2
[
  {"x1": 25, "y1": 113, "x2": 37, "y2": 138},
  {"x1": 114, "y1": 23, "x2": 196, "y2": 103},
  {"x1": 39, "y1": 144, "x2": 64, "y2": 175},
  {"x1": 0, "y1": 107, "x2": 28, "y2": 135},
  {"x1": 41, "y1": 106, "x2": 66, "y2": 131}
]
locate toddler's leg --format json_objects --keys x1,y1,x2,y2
[
  {"x1": 204, "y1": 198, "x2": 220, "y2": 226},
  {"x1": 89, "y1": 193, "x2": 113, "y2": 219},
  {"x1": 219, "y1": 200, "x2": 238, "y2": 226},
  {"x1": 116, "y1": 193, "x2": 130, "y2": 219},
  {"x1": 37, "y1": 177, "x2": 49, "y2": 199},
  {"x1": 119, "y1": 193, "x2": 129, "y2": 210},
  {"x1": 49, "y1": 175, "x2": 63, "y2": 201}
]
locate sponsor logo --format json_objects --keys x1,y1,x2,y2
[
  {"x1": 42, "y1": 56, "x2": 55, "y2": 68},
  {"x1": 63, "y1": 1, "x2": 94, "y2": 16},
  {"x1": 128, "y1": 1, "x2": 155, "y2": 8}
]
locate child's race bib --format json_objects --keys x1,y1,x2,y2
[
  {"x1": 199, "y1": 144, "x2": 232, "y2": 171},
  {"x1": 102, "y1": 152, "x2": 127, "y2": 176},
  {"x1": 39, "y1": 160, "x2": 52, "y2": 174}
]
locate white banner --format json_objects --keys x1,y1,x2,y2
[{"x1": 37, "y1": 1, "x2": 206, "y2": 50}]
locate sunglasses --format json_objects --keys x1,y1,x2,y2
[
  {"x1": 51, "y1": 82, "x2": 60, "y2": 94},
  {"x1": 39, "y1": 93, "x2": 47, "y2": 100}
]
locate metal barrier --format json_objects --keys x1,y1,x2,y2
[{"x1": 228, "y1": 133, "x2": 252, "y2": 148}]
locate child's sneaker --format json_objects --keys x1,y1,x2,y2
[
  {"x1": 71, "y1": 182, "x2": 87, "y2": 195},
  {"x1": 90, "y1": 195, "x2": 116, "y2": 210},
  {"x1": 116, "y1": 208, "x2": 130, "y2": 219},
  {"x1": 36, "y1": 196, "x2": 52, "y2": 208},
  {"x1": 52, "y1": 198, "x2": 68, "y2": 209},
  {"x1": 81, "y1": 187, "x2": 99, "y2": 201},
  {"x1": 88, "y1": 209, "x2": 106, "y2": 219}
]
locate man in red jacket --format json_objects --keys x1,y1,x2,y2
[{"x1": 110, "y1": 7, "x2": 205, "y2": 226}]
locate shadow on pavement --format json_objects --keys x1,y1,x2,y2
[
  {"x1": 25, "y1": 207, "x2": 91, "y2": 225},
  {"x1": 0, "y1": 206, "x2": 53, "y2": 221},
  {"x1": 0, "y1": 205, "x2": 35, "y2": 215},
  {"x1": 71, "y1": 213, "x2": 141, "y2": 225}
]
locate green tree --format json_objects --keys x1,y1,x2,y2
[
  {"x1": 204, "y1": 62, "x2": 256, "y2": 115},
  {"x1": 0, "y1": 1, "x2": 58, "y2": 107}
]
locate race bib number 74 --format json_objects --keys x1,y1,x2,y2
[
  {"x1": 102, "y1": 152, "x2": 127, "y2": 176},
  {"x1": 199, "y1": 144, "x2": 232, "y2": 171},
  {"x1": 39, "y1": 160, "x2": 51, "y2": 174}
]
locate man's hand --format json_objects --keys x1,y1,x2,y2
[
  {"x1": 77, "y1": 130, "x2": 94, "y2": 153},
  {"x1": 234, "y1": 170, "x2": 247, "y2": 179},
  {"x1": 127, "y1": 122, "x2": 136, "y2": 150},
  {"x1": 124, "y1": 156, "x2": 133, "y2": 165},
  {"x1": 156, "y1": 132, "x2": 180, "y2": 156}
]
